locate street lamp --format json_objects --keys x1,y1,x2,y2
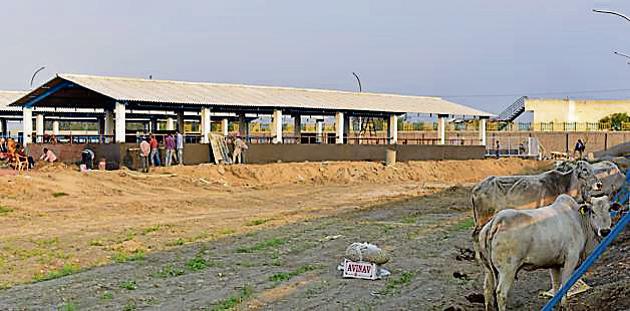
[
  {"x1": 593, "y1": 9, "x2": 630, "y2": 23},
  {"x1": 30, "y1": 66, "x2": 46, "y2": 88},
  {"x1": 613, "y1": 51, "x2": 630, "y2": 64}
]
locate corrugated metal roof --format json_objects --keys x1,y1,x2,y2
[
  {"x1": 0, "y1": 91, "x2": 27, "y2": 111},
  {"x1": 44, "y1": 74, "x2": 493, "y2": 117}
]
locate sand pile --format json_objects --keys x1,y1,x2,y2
[{"x1": 152, "y1": 158, "x2": 549, "y2": 188}]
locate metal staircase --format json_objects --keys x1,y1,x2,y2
[{"x1": 496, "y1": 96, "x2": 527, "y2": 122}]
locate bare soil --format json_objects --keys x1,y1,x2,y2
[{"x1": 0, "y1": 159, "x2": 627, "y2": 310}]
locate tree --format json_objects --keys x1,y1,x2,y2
[{"x1": 600, "y1": 113, "x2": 630, "y2": 131}]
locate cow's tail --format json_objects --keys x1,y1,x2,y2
[
  {"x1": 471, "y1": 193, "x2": 482, "y2": 261},
  {"x1": 479, "y1": 217, "x2": 502, "y2": 305}
]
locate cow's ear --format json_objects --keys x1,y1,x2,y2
[
  {"x1": 611, "y1": 202, "x2": 623, "y2": 212},
  {"x1": 579, "y1": 204, "x2": 591, "y2": 215}
]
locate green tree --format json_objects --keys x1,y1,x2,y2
[{"x1": 600, "y1": 113, "x2": 630, "y2": 131}]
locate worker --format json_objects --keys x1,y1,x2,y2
[
  {"x1": 149, "y1": 134, "x2": 161, "y2": 166},
  {"x1": 139, "y1": 137, "x2": 150, "y2": 173},
  {"x1": 164, "y1": 133, "x2": 176, "y2": 166},
  {"x1": 39, "y1": 148, "x2": 57, "y2": 163},
  {"x1": 574, "y1": 139, "x2": 586, "y2": 160},
  {"x1": 232, "y1": 134, "x2": 248, "y2": 164},
  {"x1": 176, "y1": 131, "x2": 184, "y2": 165},
  {"x1": 81, "y1": 148, "x2": 95, "y2": 170}
]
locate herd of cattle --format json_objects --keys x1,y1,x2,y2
[{"x1": 470, "y1": 160, "x2": 627, "y2": 311}]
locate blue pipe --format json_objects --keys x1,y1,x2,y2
[{"x1": 541, "y1": 202, "x2": 630, "y2": 310}]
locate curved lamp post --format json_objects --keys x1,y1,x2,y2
[
  {"x1": 593, "y1": 9, "x2": 630, "y2": 23},
  {"x1": 613, "y1": 51, "x2": 630, "y2": 64},
  {"x1": 30, "y1": 66, "x2": 46, "y2": 88}
]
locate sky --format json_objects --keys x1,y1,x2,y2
[{"x1": 2, "y1": 0, "x2": 630, "y2": 115}]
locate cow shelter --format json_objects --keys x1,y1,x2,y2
[{"x1": 6, "y1": 74, "x2": 494, "y2": 166}]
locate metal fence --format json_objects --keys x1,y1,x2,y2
[{"x1": 397, "y1": 121, "x2": 629, "y2": 132}]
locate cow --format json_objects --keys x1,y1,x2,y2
[
  {"x1": 478, "y1": 195, "x2": 621, "y2": 311},
  {"x1": 471, "y1": 161, "x2": 601, "y2": 244},
  {"x1": 592, "y1": 161, "x2": 625, "y2": 198},
  {"x1": 556, "y1": 160, "x2": 625, "y2": 198}
]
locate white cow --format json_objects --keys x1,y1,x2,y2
[{"x1": 478, "y1": 195, "x2": 621, "y2": 311}]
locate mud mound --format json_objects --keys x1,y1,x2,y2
[{"x1": 150, "y1": 158, "x2": 550, "y2": 188}]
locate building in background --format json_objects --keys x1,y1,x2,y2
[{"x1": 525, "y1": 98, "x2": 630, "y2": 124}]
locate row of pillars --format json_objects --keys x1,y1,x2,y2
[{"x1": 20, "y1": 105, "x2": 488, "y2": 147}]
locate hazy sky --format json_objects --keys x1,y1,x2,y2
[{"x1": 2, "y1": 0, "x2": 630, "y2": 114}]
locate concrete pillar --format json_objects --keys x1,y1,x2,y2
[
  {"x1": 388, "y1": 115, "x2": 398, "y2": 144},
  {"x1": 238, "y1": 114, "x2": 249, "y2": 138},
  {"x1": 335, "y1": 112, "x2": 345, "y2": 144},
  {"x1": 438, "y1": 114, "x2": 447, "y2": 145},
  {"x1": 343, "y1": 114, "x2": 350, "y2": 144},
  {"x1": 0, "y1": 119, "x2": 6, "y2": 137},
  {"x1": 479, "y1": 118, "x2": 487, "y2": 146},
  {"x1": 149, "y1": 117, "x2": 157, "y2": 133},
  {"x1": 22, "y1": 108, "x2": 33, "y2": 146},
  {"x1": 104, "y1": 110, "x2": 115, "y2": 136},
  {"x1": 176, "y1": 111, "x2": 185, "y2": 133},
  {"x1": 293, "y1": 115, "x2": 301, "y2": 143},
  {"x1": 52, "y1": 120, "x2": 60, "y2": 135},
  {"x1": 200, "y1": 107, "x2": 211, "y2": 144},
  {"x1": 316, "y1": 120, "x2": 324, "y2": 144},
  {"x1": 222, "y1": 118, "x2": 229, "y2": 137},
  {"x1": 271, "y1": 109, "x2": 283, "y2": 144},
  {"x1": 115, "y1": 102, "x2": 126, "y2": 143},
  {"x1": 35, "y1": 114, "x2": 44, "y2": 143},
  {"x1": 166, "y1": 117, "x2": 175, "y2": 131}
]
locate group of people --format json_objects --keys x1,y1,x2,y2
[
  {"x1": 138, "y1": 132, "x2": 184, "y2": 172},
  {"x1": 0, "y1": 137, "x2": 37, "y2": 170}
]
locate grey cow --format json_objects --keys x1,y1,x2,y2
[
  {"x1": 591, "y1": 161, "x2": 625, "y2": 198},
  {"x1": 471, "y1": 161, "x2": 600, "y2": 243},
  {"x1": 556, "y1": 160, "x2": 625, "y2": 198},
  {"x1": 478, "y1": 195, "x2": 621, "y2": 311}
]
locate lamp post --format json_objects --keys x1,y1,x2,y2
[
  {"x1": 613, "y1": 51, "x2": 630, "y2": 65},
  {"x1": 593, "y1": 9, "x2": 630, "y2": 23},
  {"x1": 30, "y1": 66, "x2": 46, "y2": 89}
]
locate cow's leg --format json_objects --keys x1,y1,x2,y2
[
  {"x1": 559, "y1": 255, "x2": 580, "y2": 310},
  {"x1": 549, "y1": 267, "x2": 561, "y2": 295},
  {"x1": 483, "y1": 267, "x2": 496, "y2": 311},
  {"x1": 495, "y1": 266, "x2": 516, "y2": 311}
]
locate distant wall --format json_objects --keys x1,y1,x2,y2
[
  {"x1": 395, "y1": 130, "x2": 630, "y2": 157},
  {"x1": 28, "y1": 144, "x2": 123, "y2": 169},
  {"x1": 243, "y1": 144, "x2": 485, "y2": 164},
  {"x1": 28, "y1": 143, "x2": 485, "y2": 169}
]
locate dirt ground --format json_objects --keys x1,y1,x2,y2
[{"x1": 0, "y1": 158, "x2": 628, "y2": 310}]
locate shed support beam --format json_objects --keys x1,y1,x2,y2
[
  {"x1": 52, "y1": 120, "x2": 60, "y2": 136},
  {"x1": 335, "y1": 112, "x2": 345, "y2": 144},
  {"x1": 293, "y1": 115, "x2": 301, "y2": 144},
  {"x1": 271, "y1": 109, "x2": 283, "y2": 144},
  {"x1": 343, "y1": 114, "x2": 350, "y2": 144},
  {"x1": 438, "y1": 114, "x2": 447, "y2": 145},
  {"x1": 479, "y1": 117, "x2": 487, "y2": 146},
  {"x1": 166, "y1": 117, "x2": 175, "y2": 131},
  {"x1": 316, "y1": 119, "x2": 324, "y2": 144},
  {"x1": 104, "y1": 110, "x2": 115, "y2": 137},
  {"x1": 388, "y1": 115, "x2": 398, "y2": 144},
  {"x1": 176, "y1": 111, "x2": 184, "y2": 133},
  {"x1": 0, "y1": 119, "x2": 7, "y2": 137},
  {"x1": 149, "y1": 117, "x2": 157, "y2": 132},
  {"x1": 238, "y1": 113, "x2": 249, "y2": 139},
  {"x1": 200, "y1": 107, "x2": 211, "y2": 144},
  {"x1": 115, "y1": 102, "x2": 126, "y2": 143},
  {"x1": 35, "y1": 114, "x2": 44, "y2": 143},
  {"x1": 222, "y1": 118, "x2": 229, "y2": 137},
  {"x1": 22, "y1": 108, "x2": 33, "y2": 146}
]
